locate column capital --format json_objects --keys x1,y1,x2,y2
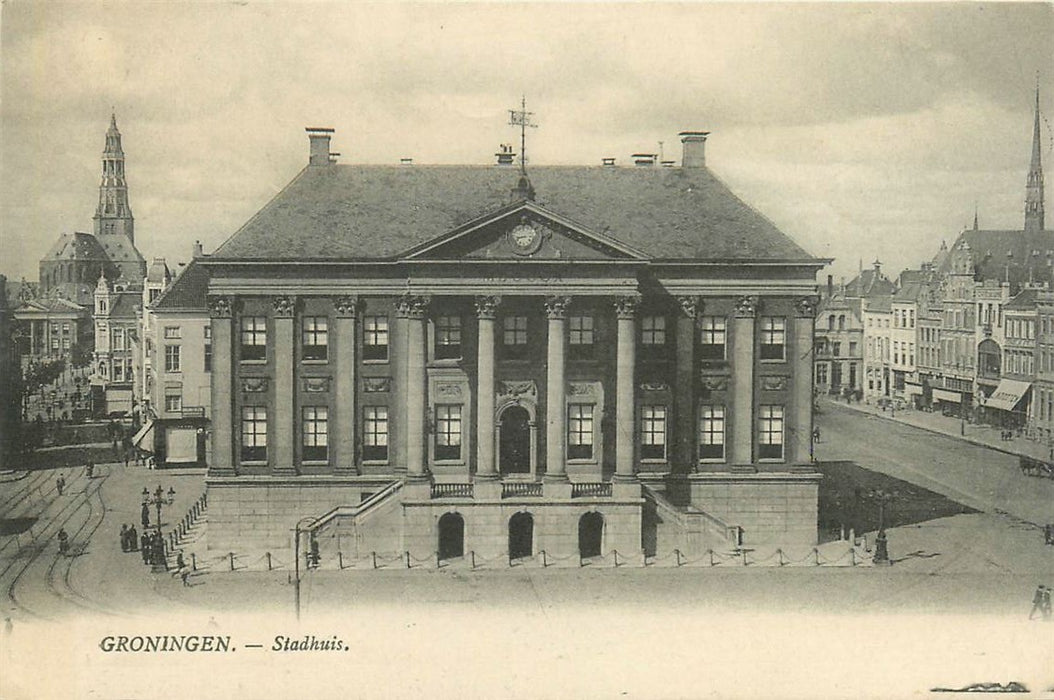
[
  {"x1": 614, "y1": 294, "x2": 642, "y2": 320},
  {"x1": 272, "y1": 295, "x2": 296, "y2": 318},
  {"x1": 795, "y1": 295, "x2": 820, "y2": 318},
  {"x1": 474, "y1": 295, "x2": 502, "y2": 320},
  {"x1": 734, "y1": 295, "x2": 758, "y2": 318},
  {"x1": 544, "y1": 295, "x2": 572, "y2": 320},
  {"x1": 207, "y1": 295, "x2": 233, "y2": 319},
  {"x1": 677, "y1": 295, "x2": 701, "y2": 319},
  {"x1": 333, "y1": 295, "x2": 360, "y2": 318},
  {"x1": 396, "y1": 294, "x2": 430, "y2": 319}
]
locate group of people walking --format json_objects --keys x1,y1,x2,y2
[{"x1": 1029, "y1": 585, "x2": 1052, "y2": 620}]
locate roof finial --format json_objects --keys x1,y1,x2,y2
[{"x1": 508, "y1": 95, "x2": 537, "y2": 176}]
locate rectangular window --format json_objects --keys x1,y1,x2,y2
[
  {"x1": 165, "y1": 394, "x2": 182, "y2": 413},
  {"x1": 164, "y1": 326, "x2": 181, "y2": 339},
  {"x1": 640, "y1": 405, "x2": 667, "y2": 460},
  {"x1": 849, "y1": 341, "x2": 858, "y2": 356},
  {"x1": 816, "y1": 363, "x2": 828, "y2": 385},
  {"x1": 302, "y1": 316, "x2": 328, "y2": 361},
  {"x1": 113, "y1": 361, "x2": 124, "y2": 381},
  {"x1": 567, "y1": 404, "x2": 594, "y2": 460},
  {"x1": 241, "y1": 406, "x2": 267, "y2": 462},
  {"x1": 113, "y1": 328, "x2": 125, "y2": 350},
  {"x1": 62, "y1": 338, "x2": 70, "y2": 351},
  {"x1": 435, "y1": 316, "x2": 462, "y2": 360},
  {"x1": 698, "y1": 406, "x2": 725, "y2": 461},
  {"x1": 204, "y1": 341, "x2": 212, "y2": 372},
  {"x1": 164, "y1": 344, "x2": 181, "y2": 373},
  {"x1": 434, "y1": 404, "x2": 462, "y2": 460},
  {"x1": 758, "y1": 405, "x2": 784, "y2": 460},
  {"x1": 302, "y1": 406, "x2": 328, "y2": 462},
  {"x1": 363, "y1": 315, "x2": 389, "y2": 361},
  {"x1": 641, "y1": 315, "x2": 666, "y2": 346},
  {"x1": 502, "y1": 315, "x2": 528, "y2": 359},
  {"x1": 240, "y1": 316, "x2": 267, "y2": 361},
  {"x1": 568, "y1": 315, "x2": 595, "y2": 359},
  {"x1": 832, "y1": 342, "x2": 841, "y2": 357},
  {"x1": 760, "y1": 318, "x2": 786, "y2": 361},
  {"x1": 699, "y1": 316, "x2": 726, "y2": 360},
  {"x1": 363, "y1": 406, "x2": 389, "y2": 461}
]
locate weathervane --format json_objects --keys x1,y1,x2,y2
[{"x1": 508, "y1": 96, "x2": 537, "y2": 175}]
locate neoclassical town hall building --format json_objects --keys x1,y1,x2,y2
[{"x1": 202, "y1": 127, "x2": 826, "y2": 561}]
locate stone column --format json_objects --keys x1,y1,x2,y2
[
  {"x1": 614, "y1": 295, "x2": 639, "y2": 481},
  {"x1": 208, "y1": 296, "x2": 235, "y2": 476},
  {"x1": 475, "y1": 295, "x2": 501, "y2": 480},
  {"x1": 793, "y1": 296, "x2": 819, "y2": 467},
  {"x1": 675, "y1": 296, "x2": 699, "y2": 473},
  {"x1": 272, "y1": 295, "x2": 296, "y2": 476},
  {"x1": 334, "y1": 296, "x2": 358, "y2": 475},
  {"x1": 397, "y1": 294, "x2": 430, "y2": 479},
  {"x1": 544, "y1": 295, "x2": 571, "y2": 481},
  {"x1": 731, "y1": 295, "x2": 757, "y2": 468}
]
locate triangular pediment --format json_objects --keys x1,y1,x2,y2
[{"x1": 402, "y1": 202, "x2": 648, "y2": 262}]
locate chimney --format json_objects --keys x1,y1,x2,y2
[
  {"x1": 827, "y1": 274, "x2": 833, "y2": 298},
  {"x1": 601, "y1": 157, "x2": 616, "y2": 167},
  {"x1": 679, "y1": 131, "x2": 710, "y2": 168},
  {"x1": 495, "y1": 144, "x2": 516, "y2": 166},
  {"x1": 400, "y1": 157, "x2": 413, "y2": 166},
  {"x1": 306, "y1": 127, "x2": 335, "y2": 166},
  {"x1": 192, "y1": 240, "x2": 203, "y2": 259},
  {"x1": 632, "y1": 153, "x2": 657, "y2": 167}
]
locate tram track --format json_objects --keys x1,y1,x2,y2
[{"x1": 3, "y1": 469, "x2": 111, "y2": 621}]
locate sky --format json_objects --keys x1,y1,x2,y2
[{"x1": 1, "y1": 2, "x2": 1052, "y2": 286}]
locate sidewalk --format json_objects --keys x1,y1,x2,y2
[{"x1": 823, "y1": 396, "x2": 1054, "y2": 463}]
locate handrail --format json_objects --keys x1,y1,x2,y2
[{"x1": 304, "y1": 480, "x2": 403, "y2": 534}]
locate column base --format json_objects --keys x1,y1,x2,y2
[
  {"x1": 473, "y1": 479, "x2": 502, "y2": 500},
  {"x1": 542, "y1": 472, "x2": 569, "y2": 483},
  {"x1": 208, "y1": 467, "x2": 236, "y2": 478},
  {"x1": 474, "y1": 471, "x2": 500, "y2": 481},
  {"x1": 405, "y1": 472, "x2": 431, "y2": 483},
  {"x1": 612, "y1": 473, "x2": 637, "y2": 483},
  {"x1": 542, "y1": 480, "x2": 573, "y2": 499}
]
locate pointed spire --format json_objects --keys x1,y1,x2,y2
[
  {"x1": 973, "y1": 203, "x2": 979, "y2": 231},
  {"x1": 1025, "y1": 79, "x2": 1045, "y2": 232}
]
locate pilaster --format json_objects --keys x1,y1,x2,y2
[
  {"x1": 475, "y1": 295, "x2": 501, "y2": 480},
  {"x1": 208, "y1": 296, "x2": 235, "y2": 476},
  {"x1": 675, "y1": 296, "x2": 699, "y2": 474},
  {"x1": 544, "y1": 295, "x2": 571, "y2": 481},
  {"x1": 333, "y1": 296, "x2": 358, "y2": 475},
  {"x1": 614, "y1": 295, "x2": 640, "y2": 481},
  {"x1": 792, "y1": 296, "x2": 818, "y2": 466},
  {"x1": 272, "y1": 295, "x2": 296, "y2": 476},
  {"x1": 397, "y1": 294, "x2": 430, "y2": 479},
  {"x1": 731, "y1": 295, "x2": 757, "y2": 468}
]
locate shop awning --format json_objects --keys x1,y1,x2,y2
[
  {"x1": 933, "y1": 388, "x2": 961, "y2": 403},
  {"x1": 982, "y1": 379, "x2": 1031, "y2": 412},
  {"x1": 132, "y1": 419, "x2": 155, "y2": 452}
]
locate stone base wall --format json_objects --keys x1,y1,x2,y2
[
  {"x1": 206, "y1": 477, "x2": 396, "y2": 551},
  {"x1": 687, "y1": 473, "x2": 820, "y2": 546}
]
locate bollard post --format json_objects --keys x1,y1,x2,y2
[
  {"x1": 471, "y1": 551, "x2": 476, "y2": 569},
  {"x1": 266, "y1": 552, "x2": 272, "y2": 571},
  {"x1": 813, "y1": 548, "x2": 820, "y2": 566},
  {"x1": 741, "y1": 549, "x2": 748, "y2": 566},
  {"x1": 579, "y1": 553, "x2": 584, "y2": 568},
  {"x1": 708, "y1": 549, "x2": 715, "y2": 567},
  {"x1": 675, "y1": 549, "x2": 682, "y2": 567},
  {"x1": 777, "y1": 549, "x2": 785, "y2": 567},
  {"x1": 437, "y1": 551, "x2": 441, "y2": 569},
  {"x1": 541, "y1": 550, "x2": 547, "y2": 568},
  {"x1": 509, "y1": 551, "x2": 513, "y2": 568},
  {"x1": 191, "y1": 552, "x2": 197, "y2": 571},
  {"x1": 613, "y1": 550, "x2": 620, "y2": 567},
  {"x1": 405, "y1": 551, "x2": 411, "y2": 569},
  {"x1": 850, "y1": 547, "x2": 857, "y2": 567},
  {"x1": 372, "y1": 551, "x2": 377, "y2": 569},
  {"x1": 338, "y1": 551, "x2": 344, "y2": 570}
]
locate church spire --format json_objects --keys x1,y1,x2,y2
[
  {"x1": 1025, "y1": 82, "x2": 1045, "y2": 232},
  {"x1": 94, "y1": 113, "x2": 135, "y2": 243}
]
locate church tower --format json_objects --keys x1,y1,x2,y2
[
  {"x1": 93, "y1": 113, "x2": 135, "y2": 243},
  {"x1": 1025, "y1": 86, "x2": 1045, "y2": 232}
]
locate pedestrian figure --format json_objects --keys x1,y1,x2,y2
[
  {"x1": 123, "y1": 449, "x2": 129, "y2": 468},
  {"x1": 141, "y1": 502, "x2": 150, "y2": 529},
  {"x1": 57, "y1": 528, "x2": 69, "y2": 556},
  {"x1": 812, "y1": 427, "x2": 821, "y2": 443},
  {"x1": 176, "y1": 551, "x2": 185, "y2": 571},
  {"x1": 1044, "y1": 587, "x2": 1052, "y2": 621},
  {"x1": 1030, "y1": 585, "x2": 1046, "y2": 620},
  {"x1": 129, "y1": 525, "x2": 138, "y2": 551},
  {"x1": 140, "y1": 534, "x2": 150, "y2": 563},
  {"x1": 1045, "y1": 524, "x2": 1054, "y2": 546},
  {"x1": 56, "y1": 476, "x2": 64, "y2": 496},
  {"x1": 310, "y1": 537, "x2": 320, "y2": 569},
  {"x1": 86, "y1": 462, "x2": 94, "y2": 479},
  {"x1": 180, "y1": 566, "x2": 190, "y2": 587},
  {"x1": 120, "y1": 524, "x2": 129, "y2": 552}
]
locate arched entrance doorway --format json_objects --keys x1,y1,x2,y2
[
  {"x1": 578, "y1": 512, "x2": 603, "y2": 558},
  {"x1": 508, "y1": 512, "x2": 534, "y2": 560},
  {"x1": 499, "y1": 406, "x2": 531, "y2": 475},
  {"x1": 437, "y1": 512, "x2": 465, "y2": 560}
]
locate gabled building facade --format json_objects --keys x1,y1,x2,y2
[{"x1": 201, "y1": 126, "x2": 827, "y2": 560}]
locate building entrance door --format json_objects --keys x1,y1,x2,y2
[
  {"x1": 499, "y1": 406, "x2": 531, "y2": 475},
  {"x1": 437, "y1": 513, "x2": 464, "y2": 560},
  {"x1": 508, "y1": 512, "x2": 534, "y2": 559},
  {"x1": 578, "y1": 512, "x2": 603, "y2": 558}
]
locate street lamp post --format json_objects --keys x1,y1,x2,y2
[
  {"x1": 293, "y1": 517, "x2": 316, "y2": 621},
  {"x1": 143, "y1": 485, "x2": 176, "y2": 530},
  {"x1": 869, "y1": 488, "x2": 896, "y2": 564}
]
